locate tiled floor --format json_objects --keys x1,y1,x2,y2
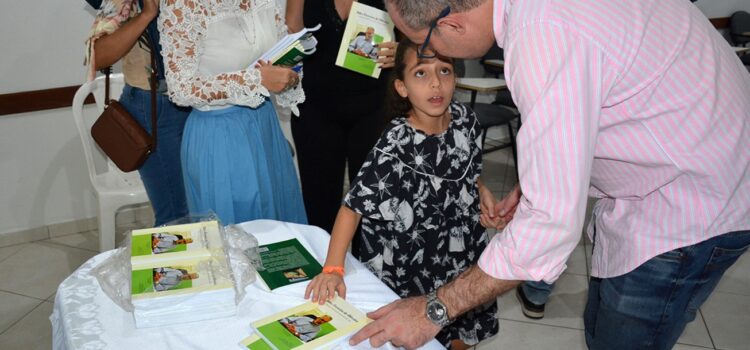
[{"x1": 0, "y1": 147, "x2": 748, "y2": 349}]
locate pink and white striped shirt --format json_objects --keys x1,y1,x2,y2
[{"x1": 478, "y1": 0, "x2": 750, "y2": 282}]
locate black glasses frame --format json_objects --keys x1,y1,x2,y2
[{"x1": 417, "y1": 6, "x2": 451, "y2": 59}]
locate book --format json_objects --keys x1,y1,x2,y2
[
  {"x1": 131, "y1": 256, "x2": 234, "y2": 300},
  {"x1": 335, "y1": 2, "x2": 395, "y2": 78},
  {"x1": 128, "y1": 220, "x2": 237, "y2": 328},
  {"x1": 130, "y1": 221, "x2": 224, "y2": 267},
  {"x1": 253, "y1": 24, "x2": 322, "y2": 68},
  {"x1": 239, "y1": 296, "x2": 370, "y2": 350},
  {"x1": 256, "y1": 238, "x2": 323, "y2": 291}
]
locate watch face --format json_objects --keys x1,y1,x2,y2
[{"x1": 427, "y1": 301, "x2": 446, "y2": 320}]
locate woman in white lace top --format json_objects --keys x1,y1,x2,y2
[{"x1": 158, "y1": 0, "x2": 307, "y2": 224}]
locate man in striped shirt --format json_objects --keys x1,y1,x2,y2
[{"x1": 350, "y1": 0, "x2": 750, "y2": 349}]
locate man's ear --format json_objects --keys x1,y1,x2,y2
[
  {"x1": 437, "y1": 15, "x2": 466, "y2": 35},
  {"x1": 394, "y1": 79, "x2": 408, "y2": 98}
]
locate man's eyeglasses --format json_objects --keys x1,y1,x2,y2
[{"x1": 417, "y1": 6, "x2": 451, "y2": 59}]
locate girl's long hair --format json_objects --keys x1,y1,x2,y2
[{"x1": 386, "y1": 38, "x2": 417, "y2": 120}]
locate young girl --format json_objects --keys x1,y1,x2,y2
[{"x1": 305, "y1": 40, "x2": 499, "y2": 349}]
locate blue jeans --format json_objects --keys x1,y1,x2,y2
[
  {"x1": 584, "y1": 230, "x2": 750, "y2": 349},
  {"x1": 119, "y1": 84, "x2": 190, "y2": 225},
  {"x1": 522, "y1": 280, "x2": 555, "y2": 305}
]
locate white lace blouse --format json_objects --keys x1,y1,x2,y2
[{"x1": 158, "y1": 0, "x2": 304, "y2": 112}]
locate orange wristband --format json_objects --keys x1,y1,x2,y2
[{"x1": 322, "y1": 265, "x2": 345, "y2": 277}]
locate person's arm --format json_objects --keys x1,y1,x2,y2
[
  {"x1": 304, "y1": 206, "x2": 361, "y2": 303},
  {"x1": 324, "y1": 206, "x2": 361, "y2": 268},
  {"x1": 285, "y1": 0, "x2": 304, "y2": 33},
  {"x1": 348, "y1": 36, "x2": 360, "y2": 51},
  {"x1": 93, "y1": 0, "x2": 158, "y2": 70}
]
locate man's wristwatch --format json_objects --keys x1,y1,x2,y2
[{"x1": 425, "y1": 290, "x2": 451, "y2": 327}]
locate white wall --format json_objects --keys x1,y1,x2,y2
[
  {"x1": 0, "y1": 1, "x2": 99, "y2": 235},
  {"x1": 0, "y1": 0, "x2": 747, "y2": 236}
]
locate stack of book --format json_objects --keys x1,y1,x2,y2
[{"x1": 129, "y1": 221, "x2": 236, "y2": 328}]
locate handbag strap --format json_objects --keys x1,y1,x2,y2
[
  {"x1": 104, "y1": 66, "x2": 111, "y2": 107},
  {"x1": 147, "y1": 36, "x2": 157, "y2": 150}
]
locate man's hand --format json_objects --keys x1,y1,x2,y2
[
  {"x1": 349, "y1": 297, "x2": 441, "y2": 350},
  {"x1": 494, "y1": 183, "x2": 521, "y2": 227}
]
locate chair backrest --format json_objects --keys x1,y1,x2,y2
[
  {"x1": 71, "y1": 73, "x2": 128, "y2": 186},
  {"x1": 480, "y1": 43, "x2": 504, "y2": 77},
  {"x1": 730, "y1": 11, "x2": 750, "y2": 46}
]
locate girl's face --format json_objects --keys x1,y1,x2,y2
[{"x1": 394, "y1": 48, "x2": 455, "y2": 119}]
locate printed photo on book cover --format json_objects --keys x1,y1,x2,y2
[
  {"x1": 282, "y1": 267, "x2": 309, "y2": 282},
  {"x1": 151, "y1": 231, "x2": 193, "y2": 254},
  {"x1": 347, "y1": 26, "x2": 379, "y2": 60},
  {"x1": 132, "y1": 264, "x2": 198, "y2": 295},
  {"x1": 277, "y1": 311, "x2": 336, "y2": 343}
]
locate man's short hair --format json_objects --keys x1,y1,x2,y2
[{"x1": 386, "y1": 0, "x2": 486, "y2": 29}]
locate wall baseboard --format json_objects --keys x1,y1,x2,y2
[{"x1": 0, "y1": 204, "x2": 152, "y2": 248}]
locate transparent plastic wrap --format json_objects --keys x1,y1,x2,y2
[
  {"x1": 91, "y1": 244, "x2": 135, "y2": 312},
  {"x1": 222, "y1": 224, "x2": 263, "y2": 303},
  {"x1": 91, "y1": 213, "x2": 261, "y2": 327}
]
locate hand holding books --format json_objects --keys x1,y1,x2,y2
[
  {"x1": 375, "y1": 41, "x2": 398, "y2": 69},
  {"x1": 256, "y1": 60, "x2": 300, "y2": 93}
]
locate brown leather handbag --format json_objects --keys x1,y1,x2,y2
[{"x1": 91, "y1": 40, "x2": 158, "y2": 173}]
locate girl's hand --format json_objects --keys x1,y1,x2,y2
[
  {"x1": 256, "y1": 60, "x2": 300, "y2": 93},
  {"x1": 305, "y1": 272, "x2": 346, "y2": 305},
  {"x1": 141, "y1": 0, "x2": 159, "y2": 20},
  {"x1": 479, "y1": 183, "x2": 504, "y2": 229},
  {"x1": 376, "y1": 41, "x2": 397, "y2": 69}
]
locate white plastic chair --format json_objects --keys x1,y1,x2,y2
[{"x1": 72, "y1": 73, "x2": 150, "y2": 252}]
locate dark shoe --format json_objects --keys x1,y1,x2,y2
[{"x1": 516, "y1": 284, "x2": 545, "y2": 319}]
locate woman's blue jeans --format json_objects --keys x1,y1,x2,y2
[
  {"x1": 119, "y1": 84, "x2": 190, "y2": 225},
  {"x1": 584, "y1": 229, "x2": 750, "y2": 349}
]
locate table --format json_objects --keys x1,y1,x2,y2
[
  {"x1": 483, "y1": 59, "x2": 504, "y2": 70},
  {"x1": 51, "y1": 220, "x2": 445, "y2": 350},
  {"x1": 455, "y1": 78, "x2": 508, "y2": 108}
]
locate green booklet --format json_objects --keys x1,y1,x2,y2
[
  {"x1": 239, "y1": 296, "x2": 370, "y2": 350},
  {"x1": 256, "y1": 238, "x2": 322, "y2": 291},
  {"x1": 334, "y1": 2, "x2": 395, "y2": 78}
]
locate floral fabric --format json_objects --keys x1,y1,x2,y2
[{"x1": 344, "y1": 101, "x2": 499, "y2": 346}]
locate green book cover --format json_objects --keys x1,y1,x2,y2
[
  {"x1": 256, "y1": 239, "x2": 322, "y2": 291},
  {"x1": 272, "y1": 45, "x2": 306, "y2": 67}
]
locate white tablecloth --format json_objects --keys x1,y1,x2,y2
[{"x1": 51, "y1": 220, "x2": 445, "y2": 350}]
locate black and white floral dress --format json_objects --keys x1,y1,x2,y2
[{"x1": 344, "y1": 102, "x2": 499, "y2": 347}]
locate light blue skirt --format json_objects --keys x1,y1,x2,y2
[{"x1": 181, "y1": 102, "x2": 307, "y2": 225}]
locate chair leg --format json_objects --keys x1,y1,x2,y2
[
  {"x1": 481, "y1": 127, "x2": 488, "y2": 152},
  {"x1": 507, "y1": 122, "x2": 519, "y2": 180},
  {"x1": 97, "y1": 200, "x2": 117, "y2": 252}
]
